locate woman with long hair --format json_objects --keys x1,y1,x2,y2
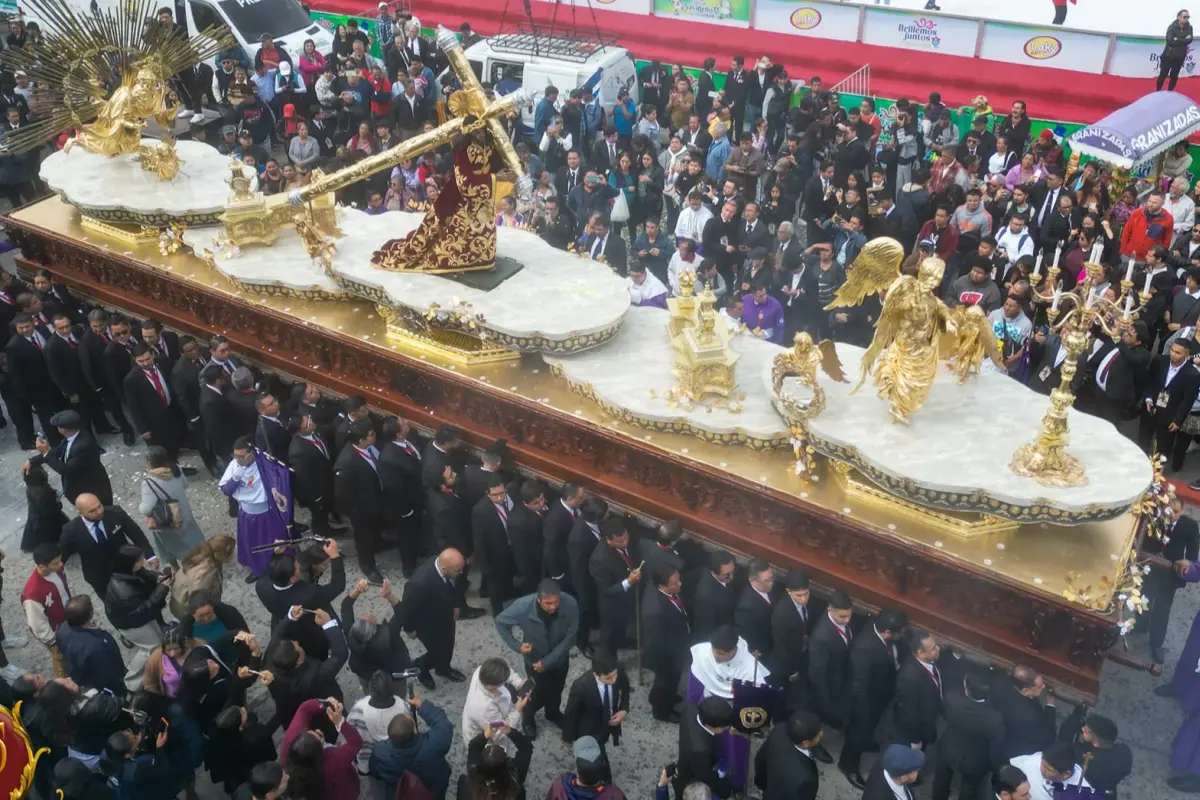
[
  {"x1": 608, "y1": 151, "x2": 638, "y2": 241},
  {"x1": 348, "y1": 121, "x2": 376, "y2": 156},
  {"x1": 282, "y1": 698, "x2": 361, "y2": 800},
  {"x1": 51, "y1": 756, "x2": 116, "y2": 800},
  {"x1": 169, "y1": 534, "x2": 236, "y2": 620},
  {"x1": 331, "y1": 23, "x2": 353, "y2": 62},
  {"x1": 137, "y1": 445, "x2": 204, "y2": 570},
  {"x1": 459, "y1": 727, "x2": 532, "y2": 800},
  {"x1": 21, "y1": 463, "x2": 66, "y2": 552},
  {"x1": 142, "y1": 624, "x2": 197, "y2": 698},
  {"x1": 634, "y1": 150, "x2": 664, "y2": 235}
]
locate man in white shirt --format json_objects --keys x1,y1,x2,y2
[
  {"x1": 1167, "y1": 176, "x2": 1196, "y2": 239},
  {"x1": 1010, "y1": 741, "x2": 1089, "y2": 800},
  {"x1": 994, "y1": 216, "x2": 1035, "y2": 280}
]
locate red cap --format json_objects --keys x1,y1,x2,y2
[{"x1": 283, "y1": 103, "x2": 296, "y2": 118}]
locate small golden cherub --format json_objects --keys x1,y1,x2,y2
[{"x1": 947, "y1": 304, "x2": 1003, "y2": 384}]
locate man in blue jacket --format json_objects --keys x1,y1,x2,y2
[
  {"x1": 55, "y1": 595, "x2": 126, "y2": 696},
  {"x1": 370, "y1": 695, "x2": 453, "y2": 799}
]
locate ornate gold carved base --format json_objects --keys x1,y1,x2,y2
[
  {"x1": 1010, "y1": 440, "x2": 1088, "y2": 488},
  {"x1": 79, "y1": 215, "x2": 162, "y2": 247},
  {"x1": 828, "y1": 460, "x2": 1019, "y2": 539},
  {"x1": 376, "y1": 303, "x2": 519, "y2": 366}
]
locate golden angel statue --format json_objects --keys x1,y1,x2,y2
[
  {"x1": 771, "y1": 332, "x2": 846, "y2": 476},
  {"x1": 825, "y1": 238, "x2": 954, "y2": 424},
  {"x1": 1, "y1": 0, "x2": 233, "y2": 180},
  {"x1": 947, "y1": 304, "x2": 1003, "y2": 384}
]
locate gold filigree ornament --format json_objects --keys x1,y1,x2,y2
[
  {"x1": 770, "y1": 332, "x2": 847, "y2": 478},
  {"x1": 3, "y1": 0, "x2": 234, "y2": 181},
  {"x1": 157, "y1": 221, "x2": 187, "y2": 256},
  {"x1": 423, "y1": 300, "x2": 488, "y2": 337},
  {"x1": 448, "y1": 89, "x2": 487, "y2": 119}
]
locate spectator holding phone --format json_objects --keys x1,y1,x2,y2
[
  {"x1": 282, "y1": 697, "x2": 362, "y2": 800},
  {"x1": 461, "y1": 657, "x2": 529, "y2": 748},
  {"x1": 457, "y1": 718, "x2": 533, "y2": 800}
]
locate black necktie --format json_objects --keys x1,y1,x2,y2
[
  {"x1": 602, "y1": 684, "x2": 613, "y2": 718},
  {"x1": 94, "y1": 521, "x2": 105, "y2": 542}
]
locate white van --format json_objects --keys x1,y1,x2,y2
[
  {"x1": 37, "y1": 0, "x2": 333, "y2": 68},
  {"x1": 451, "y1": 29, "x2": 639, "y2": 133}
]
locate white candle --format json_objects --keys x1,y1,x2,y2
[
  {"x1": 1124, "y1": 292, "x2": 1135, "y2": 317},
  {"x1": 1051, "y1": 286, "x2": 1061, "y2": 311},
  {"x1": 1092, "y1": 241, "x2": 1103, "y2": 264},
  {"x1": 1032, "y1": 252, "x2": 1044, "y2": 277},
  {"x1": 1052, "y1": 242, "x2": 1062, "y2": 269},
  {"x1": 1124, "y1": 256, "x2": 1135, "y2": 285},
  {"x1": 1144, "y1": 270, "x2": 1154, "y2": 295}
]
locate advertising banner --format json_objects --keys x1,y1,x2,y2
[
  {"x1": 653, "y1": 0, "x2": 752, "y2": 28},
  {"x1": 1108, "y1": 37, "x2": 1194, "y2": 79},
  {"x1": 753, "y1": 0, "x2": 859, "y2": 41},
  {"x1": 977, "y1": 22, "x2": 1109, "y2": 72},
  {"x1": 860, "y1": 9, "x2": 978, "y2": 58},
  {"x1": 536, "y1": 0, "x2": 651, "y2": 14}
]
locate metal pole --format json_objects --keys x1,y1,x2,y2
[{"x1": 635, "y1": 582, "x2": 644, "y2": 686}]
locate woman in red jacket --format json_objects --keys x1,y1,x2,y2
[{"x1": 283, "y1": 697, "x2": 363, "y2": 800}]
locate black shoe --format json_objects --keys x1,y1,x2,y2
[
  {"x1": 1170, "y1": 776, "x2": 1200, "y2": 793},
  {"x1": 1155, "y1": 683, "x2": 1180, "y2": 698},
  {"x1": 459, "y1": 606, "x2": 486, "y2": 620},
  {"x1": 434, "y1": 667, "x2": 467, "y2": 682},
  {"x1": 0, "y1": 416, "x2": 8, "y2": 429},
  {"x1": 418, "y1": 671, "x2": 435, "y2": 690},
  {"x1": 180, "y1": 466, "x2": 199, "y2": 477},
  {"x1": 545, "y1": 711, "x2": 564, "y2": 727},
  {"x1": 811, "y1": 744, "x2": 833, "y2": 764},
  {"x1": 525, "y1": 718, "x2": 538, "y2": 740},
  {"x1": 243, "y1": 572, "x2": 257, "y2": 584},
  {"x1": 1152, "y1": 646, "x2": 1167, "y2": 665},
  {"x1": 364, "y1": 568, "x2": 385, "y2": 586},
  {"x1": 122, "y1": 432, "x2": 135, "y2": 446},
  {"x1": 840, "y1": 769, "x2": 866, "y2": 790}
]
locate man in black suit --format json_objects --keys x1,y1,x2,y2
[
  {"x1": 740, "y1": 202, "x2": 772, "y2": 257},
  {"x1": 638, "y1": 519, "x2": 686, "y2": 595},
  {"x1": 722, "y1": 55, "x2": 748, "y2": 138},
  {"x1": 31, "y1": 269, "x2": 85, "y2": 325},
  {"x1": 702, "y1": 200, "x2": 742, "y2": 285},
  {"x1": 473, "y1": 472, "x2": 518, "y2": 615},
  {"x1": 376, "y1": 416, "x2": 424, "y2": 577},
  {"x1": 734, "y1": 558, "x2": 775, "y2": 658},
  {"x1": 333, "y1": 418, "x2": 386, "y2": 585},
  {"x1": 44, "y1": 314, "x2": 99, "y2": 435},
  {"x1": 839, "y1": 606, "x2": 907, "y2": 789},
  {"x1": 995, "y1": 665, "x2": 1058, "y2": 759},
  {"x1": 1058, "y1": 711, "x2": 1132, "y2": 797},
  {"x1": 755, "y1": 711, "x2": 823, "y2": 800},
  {"x1": 124, "y1": 344, "x2": 187, "y2": 462},
  {"x1": 6, "y1": 312, "x2": 65, "y2": 446},
  {"x1": 863, "y1": 744, "x2": 924, "y2": 800},
  {"x1": 1078, "y1": 321, "x2": 1151, "y2": 425},
  {"x1": 691, "y1": 550, "x2": 737, "y2": 644},
  {"x1": 807, "y1": 589, "x2": 854, "y2": 753},
  {"x1": 421, "y1": 423, "x2": 463, "y2": 492},
  {"x1": 139, "y1": 319, "x2": 180, "y2": 365},
  {"x1": 59, "y1": 492, "x2": 155, "y2": 595},
  {"x1": 778, "y1": 225, "x2": 819, "y2": 340},
  {"x1": 252, "y1": 392, "x2": 291, "y2": 463},
  {"x1": 769, "y1": 571, "x2": 830, "y2": 764},
  {"x1": 81, "y1": 309, "x2": 133, "y2": 445},
  {"x1": 332, "y1": 394, "x2": 372, "y2": 458},
  {"x1": 102, "y1": 316, "x2": 137, "y2": 410},
  {"x1": 206, "y1": 334, "x2": 247, "y2": 380},
  {"x1": 25, "y1": 409, "x2": 111, "y2": 505},
  {"x1": 932, "y1": 669, "x2": 1005, "y2": 800},
  {"x1": 582, "y1": 216, "x2": 628, "y2": 276},
  {"x1": 561, "y1": 650, "x2": 630, "y2": 769},
  {"x1": 678, "y1": 114, "x2": 713, "y2": 157},
  {"x1": 641, "y1": 566, "x2": 690, "y2": 723},
  {"x1": 568, "y1": 497, "x2": 608, "y2": 653},
  {"x1": 589, "y1": 516, "x2": 642, "y2": 657},
  {"x1": 1138, "y1": 338, "x2": 1200, "y2": 471},
  {"x1": 890, "y1": 628, "x2": 944, "y2": 751},
  {"x1": 197, "y1": 365, "x2": 240, "y2": 466},
  {"x1": 543, "y1": 481, "x2": 584, "y2": 589},
  {"x1": 401, "y1": 548, "x2": 468, "y2": 690},
  {"x1": 508, "y1": 480, "x2": 547, "y2": 598},
  {"x1": 393, "y1": 79, "x2": 425, "y2": 137},
  {"x1": 171, "y1": 337, "x2": 220, "y2": 476},
  {"x1": 255, "y1": 544, "x2": 346, "y2": 632},
  {"x1": 1028, "y1": 326, "x2": 1087, "y2": 397},
  {"x1": 802, "y1": 161, "x2": 837, "y2": 245},
  {"x1": 590, "y1": 127, "x2": 621, "y2": 176},
  {"x1": 1037, "y1": 192, "x2": 1082, "y2": 254},
  {"x1": 555, "y1": 150, "x2": 585, "y2": 200},
  {"x1": 461, "y1": 440, "x2": 509, "y2": 508},
  {"x1": 1144, "y1": 496, "x2": 1200, "y2": 664},
  {"x1": 675, "y1": 696, "x2": 736, "y2": 798},
  {"x1": 286, "y1": 414, "x2": 335, "y2": 541}
]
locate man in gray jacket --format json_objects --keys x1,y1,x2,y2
[{"x1": 495, "y1": 579, "x2": 580, "y2": 738}]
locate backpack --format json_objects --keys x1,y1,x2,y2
[
  {"x1": 395, "y1": 770, "x2": 435, "y2": 800},
  {"x1": 144, "y1": 477, "x2": 182, "y2": 529}
]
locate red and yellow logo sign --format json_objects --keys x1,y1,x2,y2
[
  {"x1": 790, "y1": 7, "x2": 822, "y2": 30},
  {"x1": 1024, "y1": 35, "x2": 1063, "y2": 60}
]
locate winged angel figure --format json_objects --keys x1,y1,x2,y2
[
  {"x1": 1, "y1": 0, "x2": 233, "y2": 179},
  {"x1": 825, "y1": 238, "x2": 997, "y2": 424}
]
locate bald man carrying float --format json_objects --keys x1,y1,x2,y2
[{"x1": 58, "y1": 492, "x2": 156, "y2": 596}]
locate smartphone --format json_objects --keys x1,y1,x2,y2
[
  {"x1": 665, "y1": 763, "x2": 677, "y2": 779},
  {"x1": 489, "y1": 720, "x2": 506, "y2": 729},
  {"x1": 516, "y1": 679, "x2": 535, "y2": 698}
]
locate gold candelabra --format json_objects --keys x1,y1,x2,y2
[{"x1": 1010, "y1": 248, "x2": 1150, "y2": 487}]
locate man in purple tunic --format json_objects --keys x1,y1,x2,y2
[
  {"x1": 742, "y1": 280, "x2": 785, "y2": 344},
  {"x1": 219, "y1": 435, "x2": 292, "y2": 580}
]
